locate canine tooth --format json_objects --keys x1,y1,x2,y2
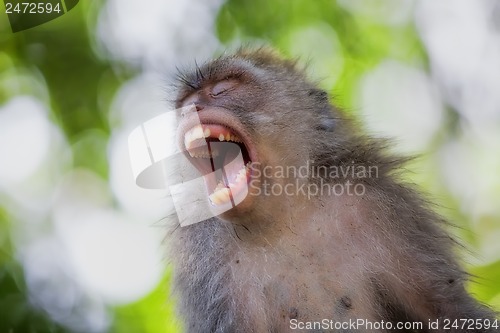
[
  {"x1": 209, "y1": 192, "x2": 220, "y2": 204},
  {"x1": 184, "y1": 135, "x2": 191, "y2": 149},
  {"x1": 193, "y1": 126, "x2": 204, "y2": 140},
  {"x1": 209, "y1": 187, "x2": 230, "y2": 205},
  {"x1": 204, "y1": 128, "x2": 211, "y2": 138},
  {"x1": 226, "y1": 133, "x2": 231, "y2": 141},
  {"x1": 219, "y1": 134, "x2": 225, "y2": 141},
  {"x1": 218, "y1": 188, "x2": 231, "y2": 202},
  {"x1": 215, "y1": 193, "x2": 224, "y2": 204}
]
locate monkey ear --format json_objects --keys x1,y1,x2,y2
[{"x1": 308, "y1": 88, "x2": 328, "y2": 100}]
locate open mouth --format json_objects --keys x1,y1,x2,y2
[{"x1": 182, "y1": 123, "x2": 253, "y2": 206}]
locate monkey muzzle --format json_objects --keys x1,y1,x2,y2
[
  {"x1": 182, "y1": 124, "x2": 251, "y2": 205},
  {"x1": 177, "y1": 105, "x2": 256, "y2": 209}
]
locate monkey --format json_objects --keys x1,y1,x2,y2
[{"x1": 167, "y1": 48, "x2": 498, "y2": 332}]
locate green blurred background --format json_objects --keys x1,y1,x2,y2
[{"x1": 1, "y1": 0, "x2": 499, "y2": 332}]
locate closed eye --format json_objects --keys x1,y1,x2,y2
[{"x1": 210, "y1": 79, "x2": 239, "y2": 97}]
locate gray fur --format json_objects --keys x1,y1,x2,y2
[{"x1": 167, "y1": 49, "x2": 497, "y2": 333}]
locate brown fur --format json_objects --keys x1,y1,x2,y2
[{"x1": 168, "y1": 48, "x2": 497, "y2": 332}]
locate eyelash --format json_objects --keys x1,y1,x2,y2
[
  {"x1": 210, "y1": 79, "x2": 239, "y2": 97},
  {"x1": 210, "y1": 87, "x2": 229, "y2": 97},
  {"x1": 179, "y1": 72, "x2": 244, "y2": 105}
]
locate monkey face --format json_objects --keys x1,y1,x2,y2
[
  {"x1": 176, "y1": 101, "x2": 260, "y2": 216},
  {"x1": 174, "y1": 51, "x2": 331, "y2": 222}
]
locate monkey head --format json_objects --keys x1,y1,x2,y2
[{"x1": 175, "y1": 49, "x2": 339, "y2": 224}]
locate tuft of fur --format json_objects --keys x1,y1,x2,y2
[{"x1": 167, "y1": 49, "x2": 497, "y2": 333}]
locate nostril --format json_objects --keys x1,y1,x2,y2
[
  {"x1": 180, "y1": 107, "x2": 190, "y2": 117},
  {"x1": 178, "y1": 103, "x2": 198, "y2": 117},
  {"x1": 195, "y1": 104, "x2": 204, "y2": 112}
]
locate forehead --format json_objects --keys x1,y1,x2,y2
[
  {"x1": 176, "y1": 57, "x2": 251, "y2": 93},
  {"x1": 175, "y1": 51, "x2": 298, "y2": 93}
]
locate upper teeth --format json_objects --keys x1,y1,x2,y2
[
  {"x1": 184, "y1": 125, "x2": 209, "y2": 149},
  {"x1": 184, "y1": 125, "x2": 241, "y2": 150}
]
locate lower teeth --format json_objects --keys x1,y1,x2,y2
[{"x1": 209, "y1": 163, "x2": 251, "y2": 205}]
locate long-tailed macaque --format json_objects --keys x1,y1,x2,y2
[{"x1": 168, "y1": 48, "x2": 498, "y2": 332}]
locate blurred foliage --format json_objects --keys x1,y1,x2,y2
[
  {"x1": 0, "y1": 210, "x2": 68, "y2": 333},
  {"x1": 1, "y1": 2, "x2": 147, "y2": 332},
  {"x1": 217, "y1": 0, "x2": 426, "y2": 108},
  {"x1": 0, "y1": 0, "x2": 498, "y2": 332},
  {"x1": 469, "y1": 261, "x2": 500, "y2": 310}
]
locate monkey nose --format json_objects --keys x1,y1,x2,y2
[
  {"x1": 177, "y1": 104, "x2": 194, "y2": 118},
  {"x1": 180, "y1": 104, "x2": 202, "y2": 117}
]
